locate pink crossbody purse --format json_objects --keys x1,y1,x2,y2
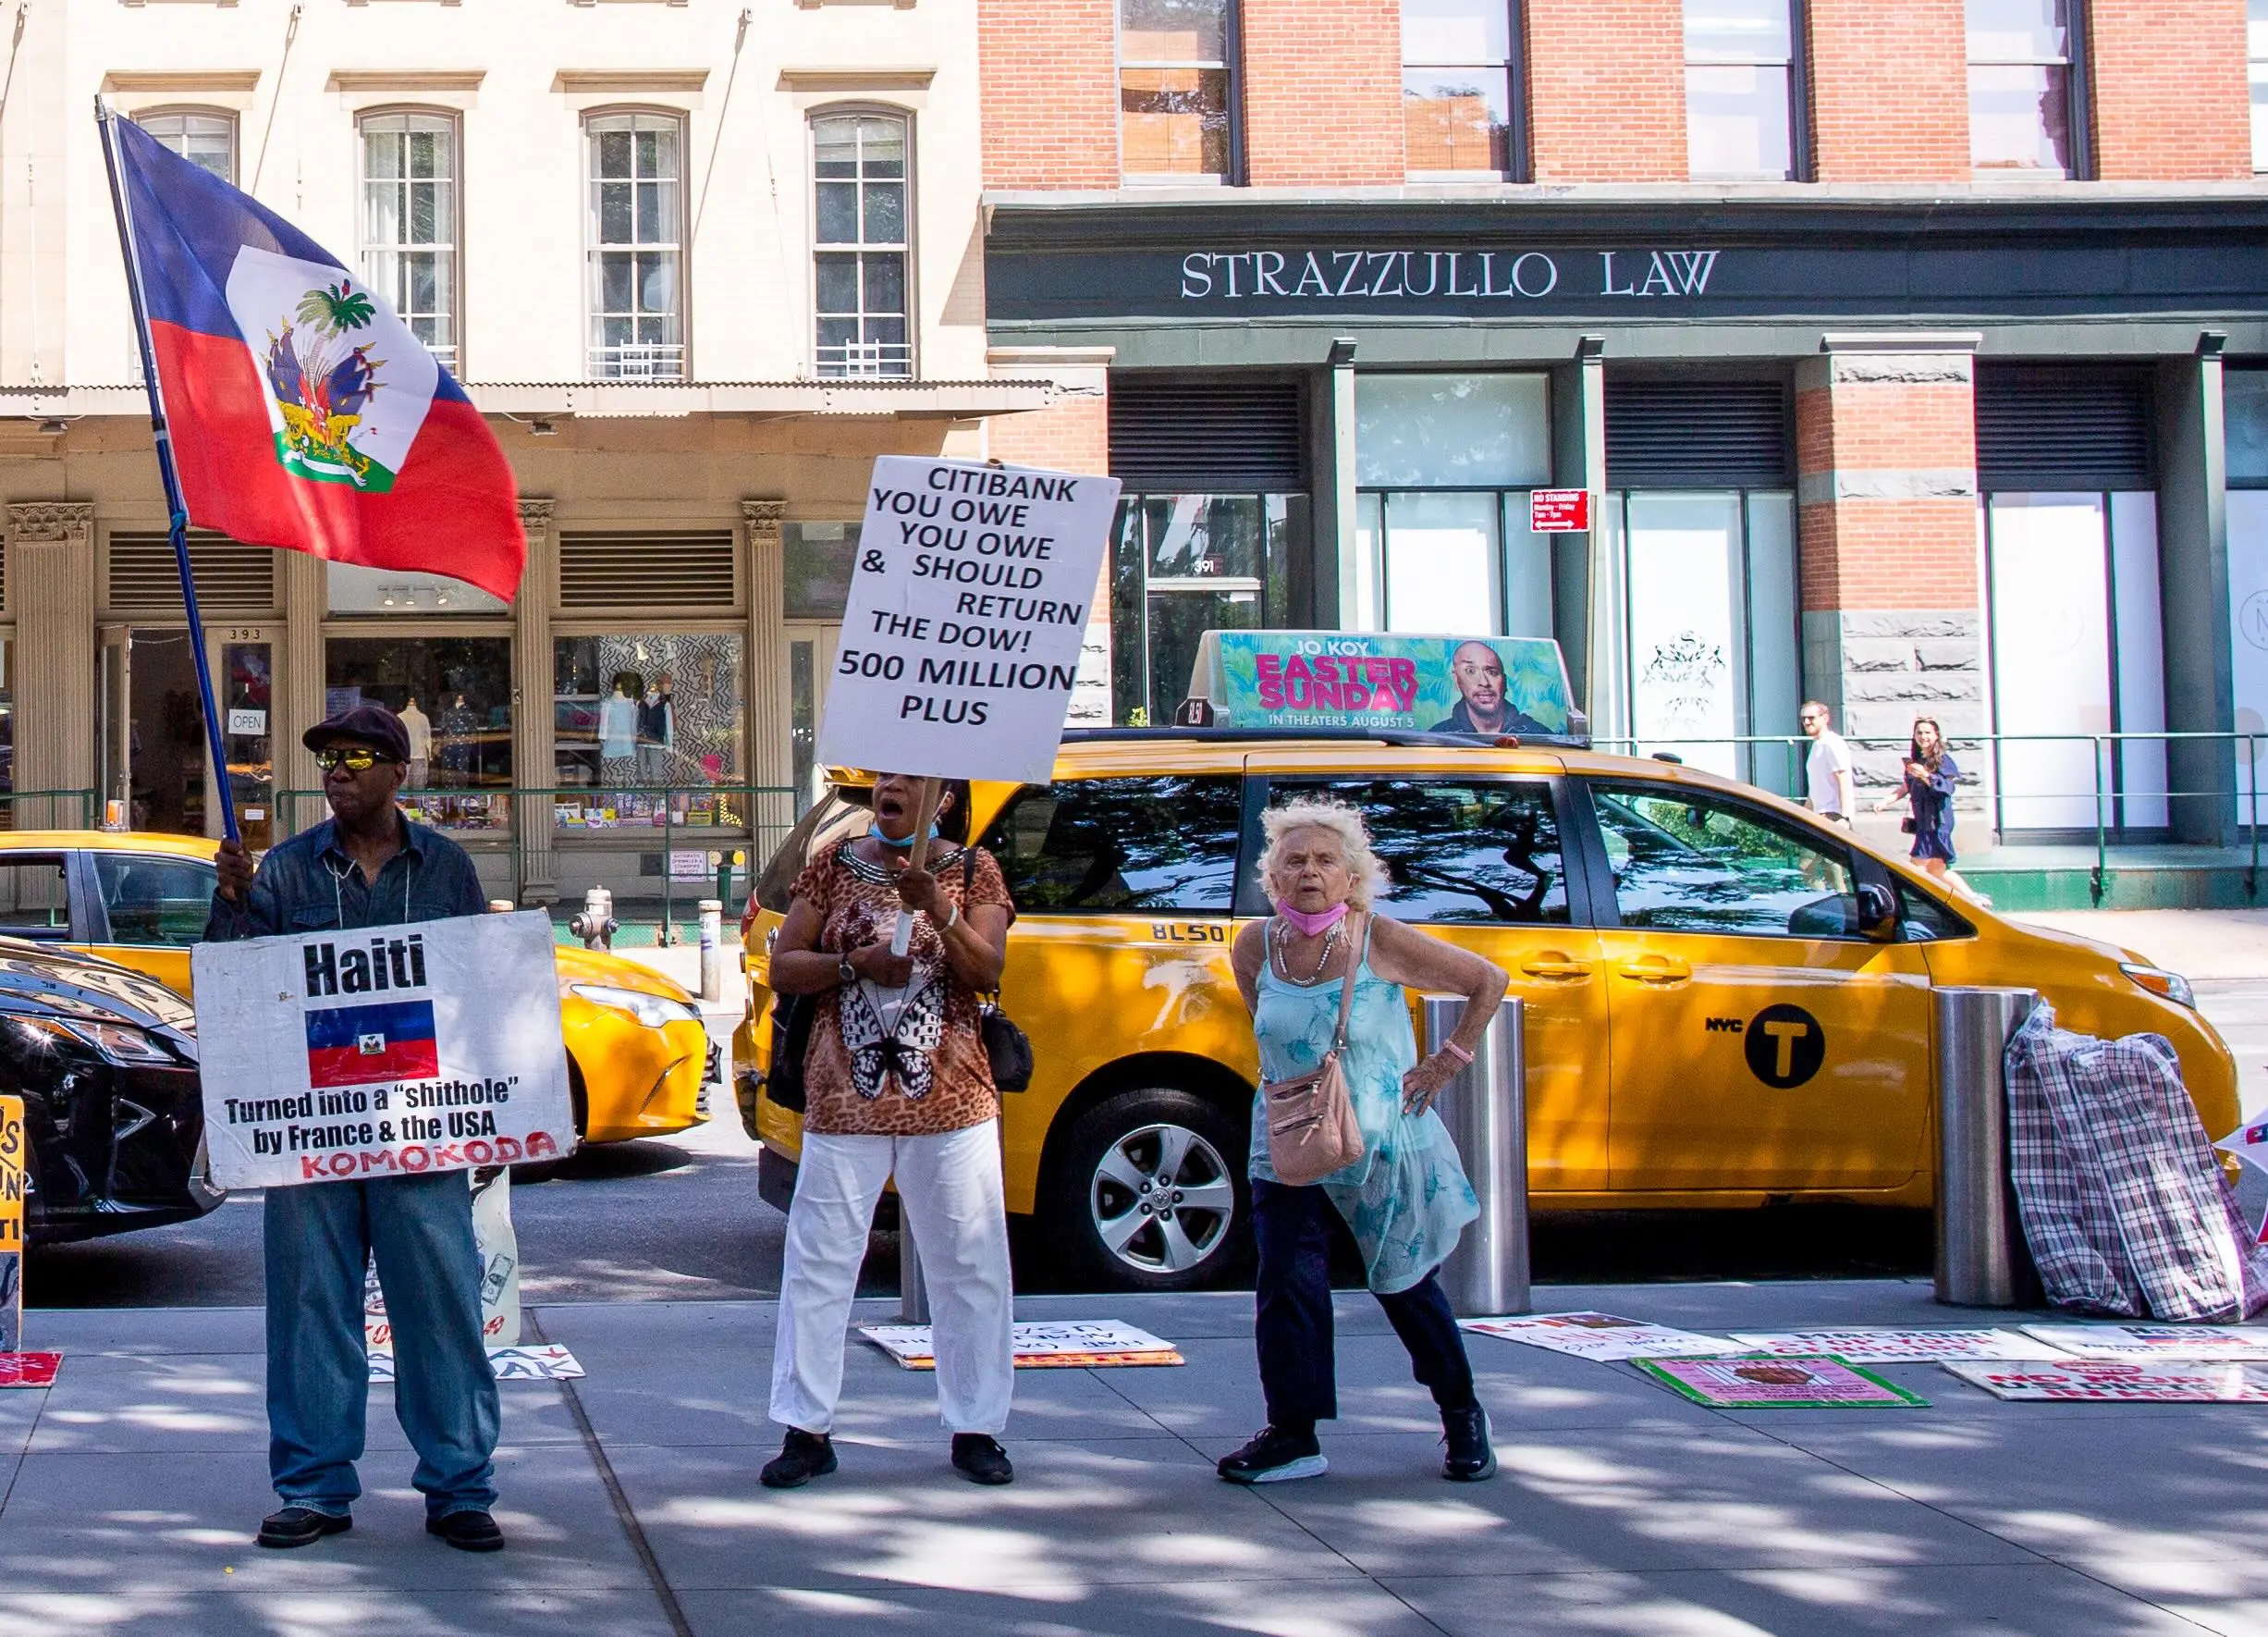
[{"x1": 1261, "y1": 913, "x2": 1367, "y2": 1187}]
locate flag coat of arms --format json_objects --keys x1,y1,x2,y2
[
  {"x1": 305, "y1": 999, "x2": 440, "y2": 1089},
  {"x1": 111, "y1": 116, "x2": 524, "y2": 600}
]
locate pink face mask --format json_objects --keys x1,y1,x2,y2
[{"x1": 1274, "y1": 902, "x2": 1349, "y2": 937}]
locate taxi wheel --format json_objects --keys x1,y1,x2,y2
[{"x1": 1048, "y1": 1088, "x2": 1249, "y2": 1293}]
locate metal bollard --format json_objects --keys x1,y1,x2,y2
[
  {"x1": 1427, "y1": 994, "x2": 1529, "y2": 1317},
  {"x1": 1934, "y1": 986, "x2": 2040, "y2": 1307},
  {"x1": 899, "y1": 1199, "x2": 930, "y2": 1323},
  {"x1": 697, "y1": 899, "x2": 724, "y2": 1002}
]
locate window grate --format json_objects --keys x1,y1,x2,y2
[
  {"x1": 1606, "y1": 379, "x2": 1792, "y2": 488},
  {"x1": 1109, "y1": 375, "x2": 1306, "y2": 492},
  {"x1": 1975, "y1": 365, "x2": 2155, "y2": 491},
  {"x1": 106, "y1": 533, "x2": 277, "y2": 615},
  {"x1": 558, "y1": 531, "x2": 739, "y2": 610}
]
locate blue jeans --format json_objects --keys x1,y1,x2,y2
[
  {"x1": 264, "y1": 1171, "x2": 500, "y2": 1519},
  {"x1": 1251, "y1": 1176, "x2": 1476, "y2": 1430}
]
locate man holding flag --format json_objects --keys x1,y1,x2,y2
[{"x1": 103, "y1": 105, "x2": 524, "y2": 1553}]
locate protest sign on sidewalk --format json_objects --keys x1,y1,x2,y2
[
  {"x1": 191, "y1": 911, "x2": 574, "y2": 1189},
  {"x1": 1459, "y1": 1311, "x2": 1737, "y2": 1361},
  {"x1": 0, "y1": 1094, "x2": 20, "y2": 1354},
  {"x1": 815, "y1": 455, "x2": 1122, "y2": 784}
]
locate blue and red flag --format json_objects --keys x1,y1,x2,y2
[
  {"x1": 305, "y1": 999, "x2": 440, "y2": 1089},
  {"x1": 108, "y1": 115, "x2": 524, "y2": 600}
]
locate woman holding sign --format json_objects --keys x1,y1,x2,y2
[
  {"x1": 1222, "y1": 797, "x2": 1506, "y2": 1486},
  {"x1": 760, "y1": 772, "x2": 1019, "y2": 1488}
]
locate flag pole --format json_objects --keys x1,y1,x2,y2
[{"x1": 95, "y1": 99, "x2": 239, "y2": 846}]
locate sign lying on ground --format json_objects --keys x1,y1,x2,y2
[
  {"x1": 814, "y1": 456, "x2": 1122, "y2": 784},
  {"x1": 191, "y1": 912, "x2": 574, "y2": 1189},
  {"x1": 2021, "y1": 1323, "x2": 2268, "y2": 1360},
  {"x1": 1638, "y1": 1356, "x2": 1929, "y2": 1409},
  {"x1": 860, "y1": 1321, "x2": 1183, "y2": 1370},
  {"x1": 0, "y1": 1352, "x2": 58, "y2": 1388},
  {"x1": 1458, "y1": 1312, "x2": 1736, "y2": 1361},
  {"x1": 1183, "y1": 631, "x2": 1575, "y2": 737},
  {"x1": 1945, "y1": 1360, "x2": 2268, "y2": 1402},
  {"x1": 370, "y1": 1345, "x2": 584, "y2": 1385},
  {"x1": 1729, "y1": 1329, "x2": 2073, "y2": 1363},
  {"x1": 368, "y1": 1167, "x2": 522, "y2": 1355},
  {"x1": 0, "y1": 1094, "x2": 20, "y2": 1355}
]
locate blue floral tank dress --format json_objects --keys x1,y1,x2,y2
[{"x1": 1250, "y1": 920, "x2": 1480, "y2": 1295}]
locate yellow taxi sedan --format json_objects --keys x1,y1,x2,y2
[
  {"x1": 0, "y1": 831, "x2": 711, "y2": 1146},
  {"x1": 736, "y1": 736, "x2": 2237, "y2": 1292}
]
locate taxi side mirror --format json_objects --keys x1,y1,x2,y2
[{"x1": 1856, "y1": 880, "x2": 1897, "y2": 938}]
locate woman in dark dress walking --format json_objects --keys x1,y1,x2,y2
[{"x1": 1875, "y1": 716, "x2": 1981, "y2": 901}]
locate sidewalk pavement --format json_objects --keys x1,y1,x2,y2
[{"x1": 6, "y1": 1281, "x2": 2266, "y2": 1636}]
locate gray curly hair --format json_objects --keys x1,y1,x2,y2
[{"x1": 1258, "y1": 797, "x2": 1390, "y2": 912}]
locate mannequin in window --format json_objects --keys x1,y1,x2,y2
[
  {"x1": 599, "y1": 672, "x2": 639, "y2": 787},
  {"x1": 635, "y1": 671, "x2": 675, "y2": 788},
  {"x1": 398, "y1": 695, "x2": 433, "y2": 790}
]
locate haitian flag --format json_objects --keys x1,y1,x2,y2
[
  {"x1": 305, "y1": 999, "x2": 440, "y2": 1089},
  {"x1": 111, "y1": 116, "x2": 524, "y2": 600}
]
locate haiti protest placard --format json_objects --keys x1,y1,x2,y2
[
  {"x1": 190, "y1": 910, "x2": 574, "y2": 1189},
  {"x1": 815, "y1": 456, "x2": 1122, "y2": 782}
]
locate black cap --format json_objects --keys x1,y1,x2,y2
[{"x1": 302, "y1": 701, "x2": 411, "y2": 763}]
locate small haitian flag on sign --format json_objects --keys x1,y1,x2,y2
[
  {"x1": 109, "y1": 116, "x2": 524, "y2": 600},
  {"x1": 306, "y1": 1000, "x2": 439, "y2": 1089}
]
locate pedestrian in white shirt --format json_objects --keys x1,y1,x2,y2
[{"x1": 1801, "y1": 700, "x2": 1855, "y2": 824}]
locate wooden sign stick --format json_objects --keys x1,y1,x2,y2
[{"x1": 889, "y1": 776, "x2": 943, "y2": 957}]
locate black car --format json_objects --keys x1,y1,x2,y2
[{"x1": 0, "y1": 939, "x2": 221, "y2": 1245}]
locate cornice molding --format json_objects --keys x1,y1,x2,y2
[
  {"x1": 101, "y1": 70, "x2": 261, "y2": 94},
  {"x1": 551, "y1": 69, "x2": 709, "y2": 95},
  {"x1": 326, "y1": 70, "x2": 487, "y2": 94},
  {"x1": 777, "y1": 67, "x2": 936, "y2": 92}
]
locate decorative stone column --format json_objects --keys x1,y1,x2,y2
[
  {"x1": 742, "y1": 498, "x2": 791, "y2": 852},
  {"x1": 513, "y1": 498, "x2": 558, "y2": 903},
  {"x1": 6, "y1": 503, "x2": 97, "y2": 822},
  {"x1": 277, "y1": 548, "x2": 325, "y2": 838}
]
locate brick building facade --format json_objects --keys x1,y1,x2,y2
[{"x1": 979, "y1": 0, "x2": 2268, "y2": 850}]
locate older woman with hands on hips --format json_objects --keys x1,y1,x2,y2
[{"x1": 1220, "y1": 798, "x2": 1509, "y2": 1486}]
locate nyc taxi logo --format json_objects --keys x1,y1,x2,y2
[{"x1": 1704, "y1": 1005, "x2": 1827, "y2": 1089}]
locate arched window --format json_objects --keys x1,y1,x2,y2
[
  {"x1": 812, "y1": 111, "x2": 910, "y2": 379},
  {"x1": 359, "y1": 110, "x2": 460, "y2": 372},
  {"x1": 135, "y1": 109, "x2": 237, "y2": 184},
  {"x1": 585, "y1": 111, "x2": 685, "y2": 380}
]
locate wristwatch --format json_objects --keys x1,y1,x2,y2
[{"x1": 838, "y1": 954, "x2": 857, "y2": 987}]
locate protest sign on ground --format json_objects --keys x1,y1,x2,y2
[
  {"x1": 1459, "y1": 1311, "x2": 1737, "y2": 1361},
  {"x1": 367, "y1": 1167, "x2": 522, "y2": 1354},
  {"x1": 814, "y1": 456, "x2": 1121, "y2": 783},
  {"x1": 860, "y1": 1321, "x2": 1183, "y2": 1369},
  {"x1": 369, "y1": 1344, "x2": 583, "y2": 1385},
  {"x1": 1638, "y1": 1356, "x2": 1928, "y2": 1409},
  {"x1": 1728, "y1": 1328, "x2": 2073, "y2": 1362},
  {"x1": 2021, "y1": 1323, "x2": 2268, "y2": 1360},
  {"x1": 191, "y1": 911, "x2": 573, "y2": 1189},
  {"x1": 0, "y1": 1094, "x2": 19, "y2": 1355},
  {"x1": 1944, "y1": 1360, "x2": 2268, "y2": 1402}
]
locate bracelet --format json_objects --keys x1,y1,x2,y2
[
  {"x1": 1440, "y1": 1040, "x2": 1474, "y2": 1066},
  {"x1": 938, "y1": 902, "x2": 961, "y2": 933}
]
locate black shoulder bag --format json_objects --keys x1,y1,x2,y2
[{"x1": 963, "y1": 849, "x2": 1034, "y2": 1092}]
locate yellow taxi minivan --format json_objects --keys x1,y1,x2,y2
[
  {"x1": 0, "y1": 831, "x2": 715, "y2": 1146},
  {"x1": 737, "y1": 638, "x2": 2236, "y2": 1292}
]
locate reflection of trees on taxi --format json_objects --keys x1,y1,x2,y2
[
  {"x1": 1594, "y1": 786, "x2": 1859, "y2": 937},
  {"x1": 1292, "y1": 779, "x2": 1566, "y2": 924},
  {"x1": 984, "y1": 776, "x2": 1242, "y2": 912}
]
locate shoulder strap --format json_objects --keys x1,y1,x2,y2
[{"x1": 1330, "y1": 913, "x2": 1362, "y2": 1050}]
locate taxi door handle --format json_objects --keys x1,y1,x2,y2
[
  {"x1": 1614, "y1": 955, "x2": 1692, "y2": 985},
  {"x1": 1520, "y1": 954, "x2": 1592, "y2": 980}
]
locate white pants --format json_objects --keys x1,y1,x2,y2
[{"x1": 769, "y1": 1121, "x2": 1015, "y2": 1437}]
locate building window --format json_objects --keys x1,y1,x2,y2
[
  {"x1": 552, "y1": 634, "x2": 746, "y2": 827},
  {"x1": 360, "y1": 111, "x2": 459, "y2": 374},
  {"x1": 2251, "y1": 1, "x2": 2268, "y2": 172},
  {"x1": 135, "y1": 109, "x2": 236, "y2": 184},
  {"x1": 783, "y1": 522, "x2": 860, "y2": 620},
  {"x1": 813, "y1": 113, "x2": 911, "y2": 379},
  {"x1": 1111, "y1": 494, "x2": 1299, "y2": 723},
  {"x1": 1968, "y1": 0, "x2": 2085, "y2": 178},
  {"x1": 325, "y1": 637, "x2": 512, "y2": 830},
  {"x1": 1353, "y1": 375, "x2": 1555, "y2": 637},
  {"x1": 1404, "y1": 1, "x2": 1519, "y2": 178},
  {"x1": 1119, "y1": 0, "x2": 1235, "y2": 182},
  {"x1": 1685, "y1": 0, "x2": 1799, "y2": 179},
  {"x1": 585, "y1": 111, "x2": 684, "y2": 380}
]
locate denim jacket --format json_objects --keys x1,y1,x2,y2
[{"x1": 203, "y1": 815, "x2": 487, "y2": 942}]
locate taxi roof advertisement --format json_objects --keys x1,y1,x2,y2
[{"x1": 1187, "y1": 631, "x2": 1574, "y2": 736}]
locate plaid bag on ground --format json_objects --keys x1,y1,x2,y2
[{"x1": 2004, "y1": 1003, "x2": 2268, "y2": 1322}]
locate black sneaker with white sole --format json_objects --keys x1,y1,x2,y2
[
  {"x1": 1440, "y1": 1406, "x2": 1497, "y2": 1482},
  {"x1": 1217, "y1": 1425, "x2": 1328, "y2": 1484}
]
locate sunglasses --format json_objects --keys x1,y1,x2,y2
[{"x1": 314, "y1": 747, "x2": 390, "y2": 772}]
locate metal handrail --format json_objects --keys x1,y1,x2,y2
[
  {"x1": 0, "y1": 789, "x2": 101, "y2": 830},
  {"x1": 1594, "y1": 729, "x2": 2268, "y2": 904}
]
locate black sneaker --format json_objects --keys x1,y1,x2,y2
[
  {"x1": 760, "y1": 1429, "x2": 839, "y2": 1490},
  {"x1": 426, "y1": 1509, "x2": 506, "y2": 1552},
  {"x1": 950, "y1": 1434, "x2": 1014, "y2": 1485},
  {"x1": 256, "y1": 1506, "x2": 351, "y2": 1549},
  {"x1": 1217, "y1": 1426, "x2": 1327, "y2": 1485},
  {"x1": 1441, "y1": 1406, "x2": 1496, "y2": 1483}
]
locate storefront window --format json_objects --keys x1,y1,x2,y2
[
  {"x1": 553, "y1": 633, "x2": 745, "y2": 830},
  {"x1": 1353, "y1": 373, "x2": 1553, "y2": 637},
  {"x1": 1109, "y1": 493, "x2": 1299, "y2": 723},
  {"x1": 783, "y1": 522, "x2": 860, "y2": 620},
  {"x1": 325, "y1": 636, "x2": 512, "y2": 831},
  {"x1": 2226, "y1": 371, "x2": 2268, "y2": 811}
]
